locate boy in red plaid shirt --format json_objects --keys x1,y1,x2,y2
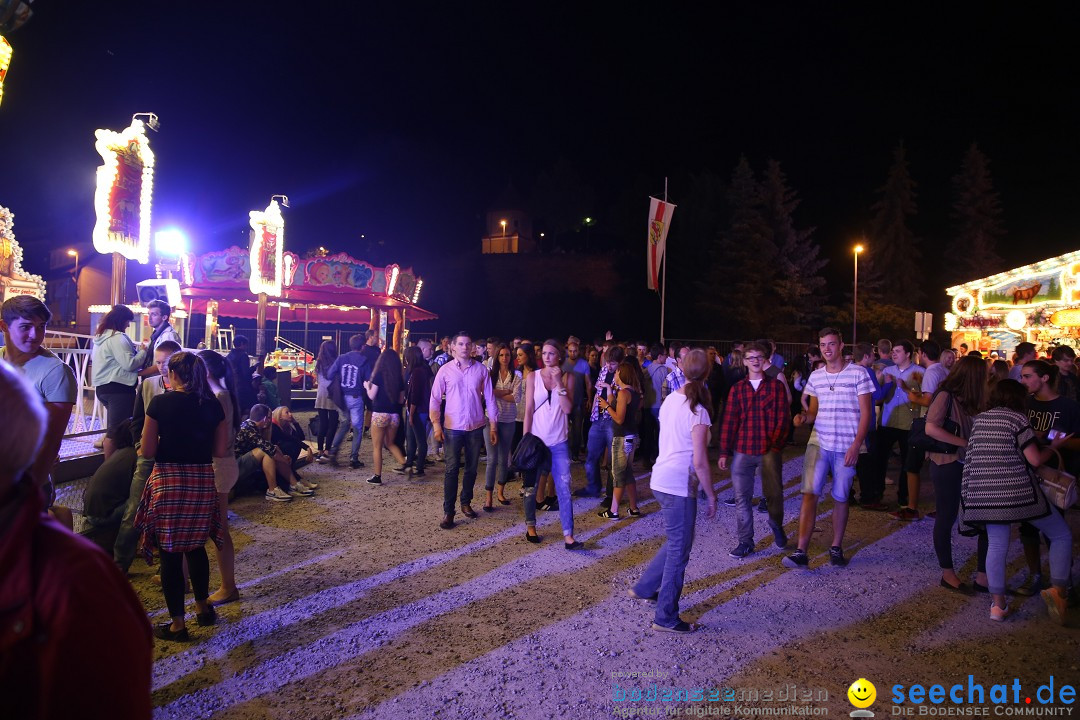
[{"x1": 718, "y1": 342, "x2": 790, "y2": 558}]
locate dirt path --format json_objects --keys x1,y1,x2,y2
[{"x1": 130, "y1": 420, "x2": 1080, "y2": 719}]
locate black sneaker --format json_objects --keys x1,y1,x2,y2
[
  {"x1": 722, "y1": 496, "x2": 737, "y2": 507},
  {"x1": 598, "y1": 509, "x2": 620, "y2": 519},
  {"x1": 544, "y1": 498, "x2": 560, "y2": 511},
  {"x1": 366, "y1": 474, "x2": 382, "y2": 485},
  {"x1": 782, "y1": 549, "x2": 809, "y2": 569},
  {"x1": 829, "y1": 546, "x2": 848, "y2": 567},
  {"x1": 773, "y1": 528, "x2": 788, "y2": 549},
  {"x1": 729, "y1": 541, "x2": 755, "y2": 559},
  {"x1": 757, "y1": 498, "x2": 768, "y2": 513},
  {"x1": 651, "y1": 620, "x2": 697, "y2": 634},
  {"x1": 349, "y1": 459, "x2": 364, "y2": 469}
]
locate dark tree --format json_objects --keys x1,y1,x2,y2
[
  {"x1": 868, "y1": 143, "x2": 921, "y2": 301},
  {"x1": 702, "y1": 156, "x2": 777, "y2": 338},
  {"x1": 946, "y1": 142, "x2": 1005, "y2": 285},
  {"x1": 761, "y1": 159, "x2": 827, "y2": 336}
]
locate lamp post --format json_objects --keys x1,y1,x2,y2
[
  {"x1": 853, "y1": 244, "x2": 864, "y2": 345},
  {"x1": 67, "y1": 249, "x2": 79, "y2": 330}
]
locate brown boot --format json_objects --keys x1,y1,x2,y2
[{"x1": 439, "y1": 514, "x2": 455, "y2": 530}]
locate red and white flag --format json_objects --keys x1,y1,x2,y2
[{"x1": 647, "y1": 197, "x2": 675, "y2": 291}]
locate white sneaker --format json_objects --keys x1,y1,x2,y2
[
  {"x1": 289, "y1": 484, "x2": 315, "y2": 497},
  {"x1": 265, "y1": 487, "x2": 293, "y2": 502},
  {"x1": 300, "y1": 479, "x2": 319, "y2": 490}
]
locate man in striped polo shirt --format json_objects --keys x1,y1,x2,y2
[{"x1": 783, "y1": 327, "x2": 873, "y2": 569}]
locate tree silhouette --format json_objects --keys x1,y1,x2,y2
[
  {"x1": 761, "y1": 159, "x2": 827, "y2": 335},
  {"x1": 868, "y1": 143, "x2": 921, "y2": 302},
  {"x1": 946, "y1": 142, "x2": 1005, "y2": 285}
]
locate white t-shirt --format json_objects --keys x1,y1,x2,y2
[
  {"x1": 804, "y1": 363, "x2": 872, "y2": 453},
  {"x1": 650, "y1": 391, "x2": 712, "y2": 497}
]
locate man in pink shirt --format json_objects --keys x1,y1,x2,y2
[{"x1": 430, "y1": 331, "x2": 498, "y2": 529}]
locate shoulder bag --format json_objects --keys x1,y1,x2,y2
[
  {"x1": 1036, "y1": 447, "x2": 1078, "y2": 510},
  {"x1": 909, "y1": 392, "x2": 959, "y2": 454}
]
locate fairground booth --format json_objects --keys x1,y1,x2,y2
[
  {"x1": 178, "y1": 236, "x2": 435, "y2": 383},
  {"x1": 945, "y1": 250, "x2": 1080, "y2": 358}
]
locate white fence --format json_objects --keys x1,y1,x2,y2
[{"x1": 44, "y1": 330, "x2": 106, "y2": 438}]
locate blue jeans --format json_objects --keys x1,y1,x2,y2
[
  {"x1": 406, "y1": 411, "x2": 430, "y2": 471},
  {"x1": 332, "y1": 395, "x2": 366, "y2": 460},
  {"x1": 802, "y1": 447, "x2": 857, "y2": 502},
  {"x1": 521, "y1": 440, "x2": 574, "y2": 535},
  {"x1": 985, "y1": 508, "x2": 1072, "y2": 595},
  {"x1": 632, "y1": 489, "x2": 698, "y2": 628},
  {"x1": 484, "y1": 421, "x2": 516, "y2": 491},
  {"x1": 584, "y1": 417, "x2": 614, "y2": 495},
  {"x1": 730, "y1": 451, "x2": 784, "y2": 544},
  {"x1": 444, "y1": 427, "x2": 484, "y2": 516},
  {"x1": 113, "y1": 453, "x2": 154, "y2": 572}
]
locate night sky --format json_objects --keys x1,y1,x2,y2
[{"x1": 2, "y1": 3, "x2": 1080, "y2": 332}]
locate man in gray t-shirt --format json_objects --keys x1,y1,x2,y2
[{"x1": 0, "y1": 296, "x2": 77, "y2": 527}]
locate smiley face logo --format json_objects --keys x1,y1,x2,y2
[{"x1": 848, "y1": 678, "x2": 877, "y2": 709}]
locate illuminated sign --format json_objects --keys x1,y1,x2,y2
[
  {"x1": 1005, "y1": 309, "x2": 1027, "y2": 331},
  {"x1": 248, "y1": 200, "x2": 284, "y2": 297},
  {"x1": 0, "y1": 205, "x2": 45, "y2": 300},
  {"x1": 957, "y1": 315, "x2": 999, "y2": 330},
  {"x1": 0, "y1": 35, "x2": 11, "y2": 108},
  {"x1": 944, "y1": 312, "x2": 958, "y2": 332},
  {"x1": 92, "y1": 118, "x2": 155, "y2": 263},
  {"x1": 1051, "y1": 308, "x2": 1080, "y2": 328},
  {"x1": 951, "y1": 291, "x2": 976, "y2": 316}
]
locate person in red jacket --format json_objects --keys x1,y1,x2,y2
[
  {"x1": 717, "y1": 342, "x2": 790, "y2": 559},
  {"x1": 0, "y1": 359, "x2": 152, "y2": 719}
]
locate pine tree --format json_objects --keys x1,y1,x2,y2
[
  {"x1": 946, "y1": 142, "x2": 1005, "y2": 285},
  {"x1": 868, "y1": 143, "x2": 921, "y2": 301},
  {"x1": 708, "y1": 156, "x2": 777, "y2": 337},
  {"x1": 761, "y1": 159, "x2": 827, "y2": 335}
]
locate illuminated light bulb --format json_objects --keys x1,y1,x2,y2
[
  {"x1": 412, "y1": 278, "x2": 423, "y2": 304},
  {"x1": 1005, "y1": 310, "x2": 1027, "y2": 331}
]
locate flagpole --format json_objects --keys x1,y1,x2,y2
[{"x1": 660, "y1": 177, "x2": 668, "y2": 344}]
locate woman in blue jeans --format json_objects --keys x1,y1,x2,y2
[
  {"x1": 630, "y1": 349, "x2": 717, "y2": 633},
  {"x1": 484, "y1": 344, "x2": 521, "y2": 509},
  {"x1": 960, "y1": 379, "x2": 1072, "y2": 624},
  {"x1": 522, "y1": 339, "x2": 579, "y2": 548}
]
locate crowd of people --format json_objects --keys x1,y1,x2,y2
[{"x1": 1, "y1": 290, "x2": 1076, "y2": 715}]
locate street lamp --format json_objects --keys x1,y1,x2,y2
[
  {"x1": 500, "y1": 219, "x2": 507, "y2": 236},
  {"x1": 67, "y1": 249, "x2": 79, "y2": 329},
  {"x1": 853, "y1": 244, "x2": 864, "y2": 346}
]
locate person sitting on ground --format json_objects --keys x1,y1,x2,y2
[
  {"x1": 83, "y1": 419, "x2": 139, "y2": 536},
  {"x1": 258, "y1": 366, "x2": 281, "y2": 408},
  {"x1": 235, "y1": 404, "x2": 311, "y2": 500},
  {"x1": 271, "y1": 406, "x2": 318, "y2": 482},
  {"x1": 0, "y1": 359, "x2": 152, "y2": 718}
]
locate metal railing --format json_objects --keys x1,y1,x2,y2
[{"x1": 43, "y1": 330, "x2": 107, "y2": 437}]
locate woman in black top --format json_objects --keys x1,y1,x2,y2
[
  {"x1": 135, "y1": 352, "x2": 229, "y2": 641},
  {"x1": 403, "y1": 346, "x2": 433, "y2": 476},
  {"x1": 598, "y1": 360, "x2": 643, "y2": 519},
  {"x1": 363, "y1": 348, "x2": 408, "y2": 485}
]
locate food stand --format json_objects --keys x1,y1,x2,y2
[{"x1": 945, "y1": 249, "x2": 1080, "y2": 357}]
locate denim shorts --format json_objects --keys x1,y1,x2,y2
[{"x1": 801, "y1": 447, "x2": 858, "y2": 502}]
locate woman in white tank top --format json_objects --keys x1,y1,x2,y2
[{"x1": 523, "y1": 340, "x2": 582, "y2": 549}]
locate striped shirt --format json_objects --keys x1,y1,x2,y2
[{"x1": 804, "y1": 363, "x2": 872, "y2": 453}]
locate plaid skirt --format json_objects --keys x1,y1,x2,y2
[{"x1": 134, "y1": 462, "x2": 223, "y2": 562}]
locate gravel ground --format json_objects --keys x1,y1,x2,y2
[{"x1": 127, "y1": 418, "x2": 1080, "y2": 719}]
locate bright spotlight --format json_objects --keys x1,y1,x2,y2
[{"x1": 155, "y1": 228, "x2": 188, "y2": 258}]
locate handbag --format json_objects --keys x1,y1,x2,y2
[
  {"x1": 909, "y1": 392, "x2": 960, "y2": 454},
  {"x1": 1036, "y1": 448, "x2": 1079, "y2": 510}
]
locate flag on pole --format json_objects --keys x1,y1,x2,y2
[{"x1": 647, "y1": 197, "x2": 675, "y2": 291}]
